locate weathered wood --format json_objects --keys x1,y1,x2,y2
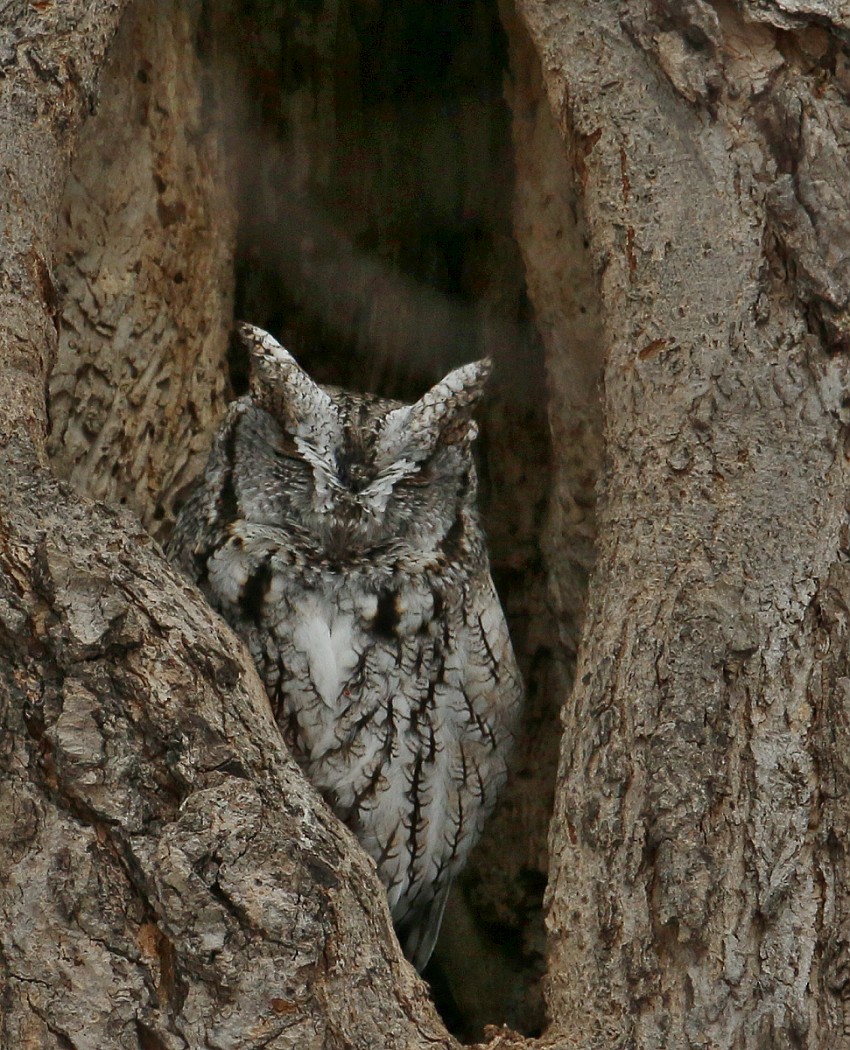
[
  {"x1": 517, "y1": 1, "x2": 850, "y2": 1046},
  {"x1": 47, "y1": 0, "x2": 235, "y2": 539},
  {"x1": 0, "y1": 0, "x2": 130, "y2": 448},
  {"x1": 0, "y1": 465, "x2": 453, "y2": 1049}
]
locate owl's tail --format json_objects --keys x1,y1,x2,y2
[{"x1": 395, "y1": 878, "x2": 453, "y2": 972}]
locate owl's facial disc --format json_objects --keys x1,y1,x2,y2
[{"x1": 240, "y1": 322, "x2": 487, "y2": 540}]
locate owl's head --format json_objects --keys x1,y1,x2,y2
[{"x1": 237, "y1": 323, "x2": 489, "y2": 563}]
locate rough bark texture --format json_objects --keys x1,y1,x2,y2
[
  {"x1": 517, "y1": 1, "x2": 850, "y2": 1047},
  {"x1": 47, "y1": 0, "x2": 235, "y2": 537},
  {"x1": 0, "y1": 0, "x2": 127, "y2": 446}
]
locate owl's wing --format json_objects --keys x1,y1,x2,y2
[
  {"x1": 166, "y1": 398, "x2": 251, "y2": 578},
  {"x1": 459, "y1": 569, "x2": 524, "y2": 765},
  {"x1": 397, "y1": 570, "x2": 522, "y2": 972}
]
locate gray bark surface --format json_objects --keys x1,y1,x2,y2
[
  {"x1": 516, "y1": 1, "x2": 850, "y2": 1046},
  {"x1": 0, "y1": 467, "x2": 450, "y2": 1048},
  {"x1": 0, "y1": 0, "x2": 126, "y2": 446},
  {"x1": 47, "y1": 0, "x2": 235, "y2": 538}
]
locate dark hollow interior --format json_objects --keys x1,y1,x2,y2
[{"x1": 211, "y1": 0, "x2": 562, "y2": 1039}]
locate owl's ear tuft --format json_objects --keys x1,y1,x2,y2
[
  {"x1": 379, "y1": 358, "x2": 491, "y2": 463},
  {"x1": 238, "y1": 323, "x2": 334, "y2": 435},
  {"x1": 415, "y1": 358, "x2": 491, "y2": 444}
]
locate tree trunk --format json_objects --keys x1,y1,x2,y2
[
  {"x1": 520, "y1": 1, "x2": 850, "y2": 1047},
  {"x1": 5, "y1": 0, "x2": 850, "y2": 1048}
]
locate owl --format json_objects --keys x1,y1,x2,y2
[{"x1": 167, "y1": 323, "x2": 522, "y2": 970}]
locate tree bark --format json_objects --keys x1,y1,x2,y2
[
  {"x1": 518, "y1": 2, "x2": 850, "y2": 1047},
  {"x1": 47, "y1": 0, "x2": 235, "y2": 538}
]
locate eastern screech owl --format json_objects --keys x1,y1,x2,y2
[{"x1": 168, "y1": 323, "x2": 522, "y2": 969}]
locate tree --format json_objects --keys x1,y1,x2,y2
[{"x1": 3, "y1": 1, "x2": 850, "y2": 1048}]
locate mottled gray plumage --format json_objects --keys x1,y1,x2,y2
[{"x1": 167, "y1": 323, "x2": 522, "y2": 969}]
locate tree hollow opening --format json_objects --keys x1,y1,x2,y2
[
  {"x1": 219, "y1": 1, "x2": 589, "y2": 1039},
  {"x1": 48, "y1": 0, "x2": 604, "y2": 1041}
]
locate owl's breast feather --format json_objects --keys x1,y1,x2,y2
[{"x1": 290, "y1": 593, "x2": 360, "y2": 706}]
